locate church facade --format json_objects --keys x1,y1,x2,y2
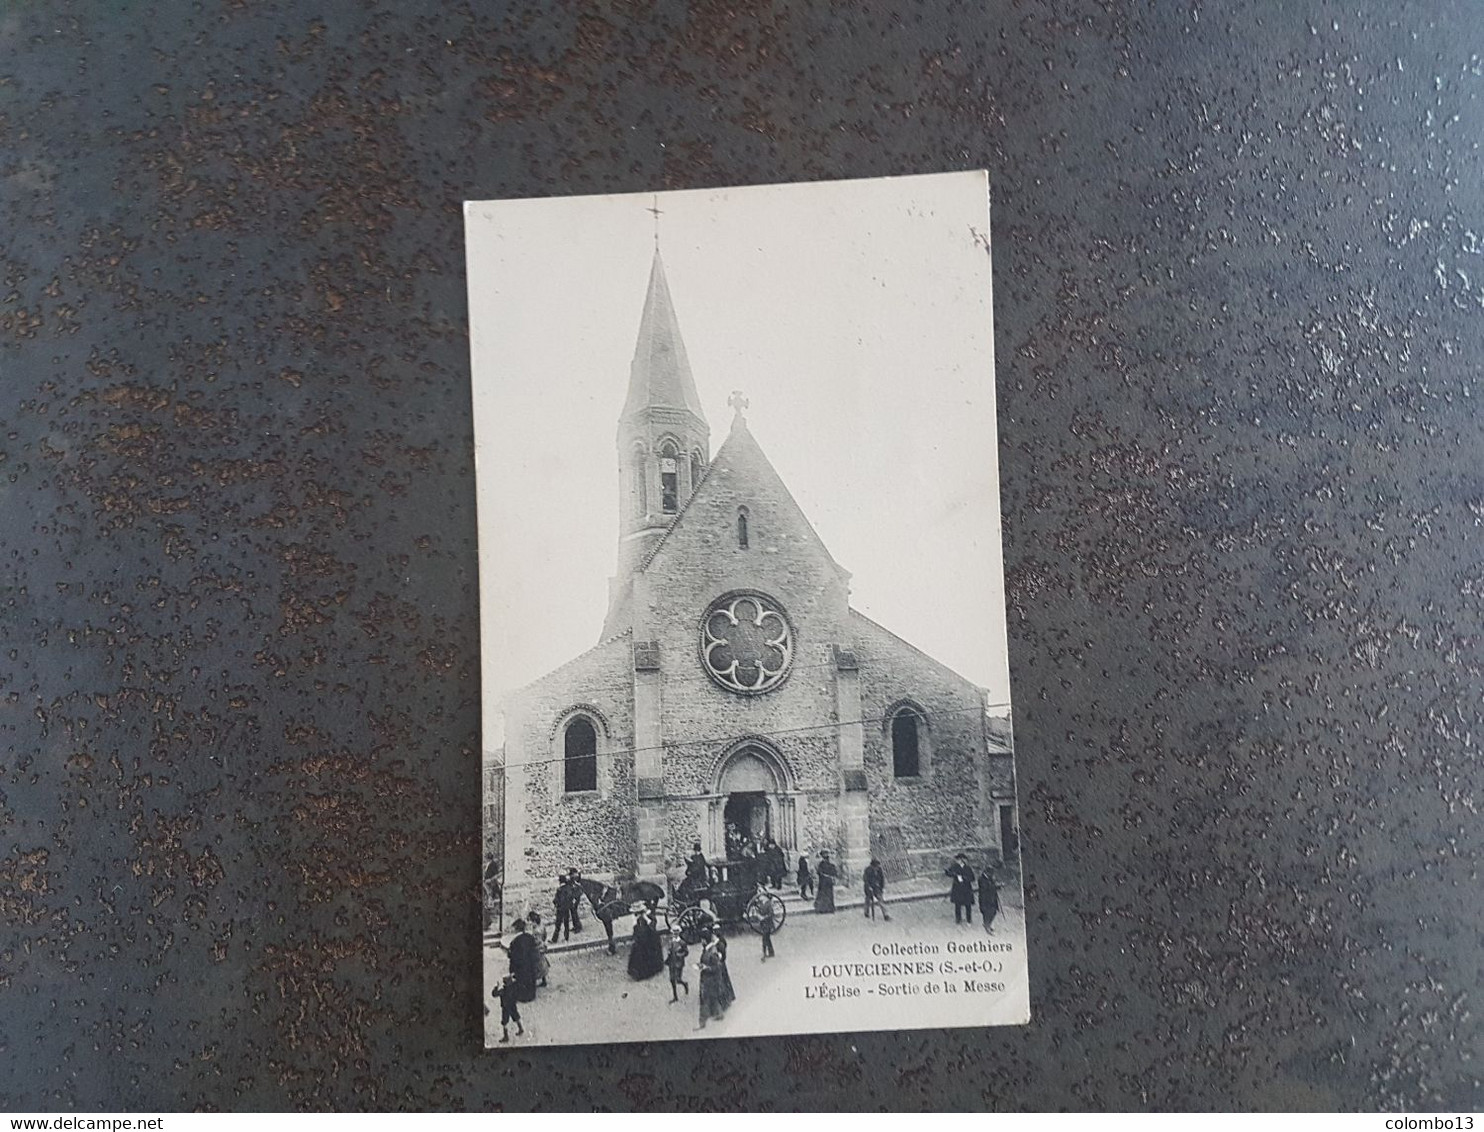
[{"x1": 499, "y1": 250, "x2": 1016, "y2": 904}]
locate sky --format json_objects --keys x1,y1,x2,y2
[{"x1": 466, "y1": 172, "x2": 1008, "y2": 751}]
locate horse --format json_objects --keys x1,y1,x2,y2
[{"x1": 576, "y1": 876, "x2": 666, "y2": 955}]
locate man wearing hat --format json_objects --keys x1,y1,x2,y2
[
  {"x1": 945, "y1": 853, "x2": 976, "y2": 924},
  {"x1": 565, "y1": 869, "x2": 585, "y2": 934},
  {"x1": 863, "y1": 857, "x2": 891, "y2": 922}
]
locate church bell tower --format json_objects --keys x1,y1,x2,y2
[{"x1": 613, "y1": 247, "x2": 710, "y2": 583}]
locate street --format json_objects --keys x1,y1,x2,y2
[{"x1": 484, "y1": 890, "x2": 1029, "y2": 1048}]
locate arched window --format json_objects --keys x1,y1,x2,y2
[
  {"x1": 564, "y1": 718, "x2": 598, "y2": 793},
  {"x1": 690, "y1": 450, "x2": 705, "y2": 490},
  {"x1": 891, "y1": 708, "x2": 921, "y2": 778},
  {"x1": 659, "y1": 440, "x2": 679, "y2": 514},
  {"x1": 631, "y1": 446, "x2": 647, "y2": 517},
  {"x1": 737, "y1": 506, "x2": 750, "y2": 549}
]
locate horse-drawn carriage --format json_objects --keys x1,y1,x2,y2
[
  {"x1": 667, "y1": 856, "x2": 787, "y2": 944},
  {"x1": 571, "y1": 856, "x2": 787, "y2": 953}
]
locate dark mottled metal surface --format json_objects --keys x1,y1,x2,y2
[{"x1": 2, "y1": 0, "x2": 1480, "y2": 1113}]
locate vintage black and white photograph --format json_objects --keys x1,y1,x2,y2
[{"x1": 467, "y1": 172, "x2": 1028, "y2": 1047}]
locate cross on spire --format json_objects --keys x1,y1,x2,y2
[
  {"x1": 728, "y1": 390, "x2": 749, "y2": 419},
  {"x1": 646, "y1": 195, "x2": 663, "y2": 248}
]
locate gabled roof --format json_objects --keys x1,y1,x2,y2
[
  {"x1": 499, "y1": 628, "x2": 634, "y2": 709},
  {"x1": 621, "y1": 249, "x2": 707, "y2": 421},
  {"x1": 848, "y1": 608, "x2": 987, "y2": 696},
  {"x1": 637, "y1": 415, "x2": 849, "y2": 582}
]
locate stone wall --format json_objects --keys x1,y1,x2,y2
[
  {"x1": 851, "y1": 611, "x2": 999, "y2": 874},
  {"x1": 501, "y1": 632, "x2": 636, "y2": 902},
  {"x1": 799, "y1": 792, "x2": 846, "y2": 869},
  {"x1": 661, "y1": 798, "x2": 705, "y2": 867},
  {"x1": 635, "y1": 422, "x2": 856, "y2": 804}
]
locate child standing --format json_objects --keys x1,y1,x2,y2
[
  {"x1": 758, "y1": 900, "x2": 777, "y2": 960},
  {"x1": 494, "y1": 974, "x2": 524, "y2": 1043},
  {"x1": 665, "y1": 936, "x2": 690, "y2": 1002}
]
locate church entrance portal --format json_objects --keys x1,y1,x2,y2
[
  {"x1": 724, "y1": 791, "x2": 770, "y2": 849},
  {"x1": 708, "y1": 742, "x2": 798, "y2": 860}
]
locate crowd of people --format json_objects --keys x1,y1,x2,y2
[
  {"x1": 721, "y1": 822, "x2": 789, "y2": 888},
  {"x1": 489, "y1": 844, "x2": 1007, "y2": 1042}
]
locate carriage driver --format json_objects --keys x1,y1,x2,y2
[{"x1": 679, "y1": 841, "x2": 710, "y2": 903}]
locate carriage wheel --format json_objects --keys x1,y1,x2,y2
[
  {"x1": 664, "y1": 895, "x2": 692, "y2": 933},
  {"x1": 745, "y1": 891, "x2": 786, "y2": 935},
  {"x1": 676, "y1": 906, "x2": 714, "y2": 945}
]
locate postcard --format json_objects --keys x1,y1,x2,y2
[{"x1": 467, "y1": 171, "x2": 1028, "y2": 1046}]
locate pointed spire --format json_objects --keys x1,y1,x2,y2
[{"x1": 622, "y1": 248, "x2": 708, "y2": 422}]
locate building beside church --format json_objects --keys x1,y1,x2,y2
[{"x1": 498, "y1": 248, "x2": 1016, "y2": 905}]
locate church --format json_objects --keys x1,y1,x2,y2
[{"x1": 498, "y1": 248, "x2": 1016, "y2": 905}]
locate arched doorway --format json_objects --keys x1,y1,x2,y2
[
  {"x1": 722, "y1": 749, "x2": 774, "y2": 850},
  {"x1": 708, "y1": 741, "x2": 798, "y2": 860}
]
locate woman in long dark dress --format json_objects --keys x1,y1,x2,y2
[
  {"x1": 814, "y1": 850, "x2": 838, "y2": 913},
  {"x1": 977, "y1": 866, "x2": 1001, "y2": 932},
  {"x1": 696, "y1": 930, "x2": 729, "y2": 1028},
  {"x1": 627, "y1": 910, "x2": 665, "y2": 980},
  {"x1": 714, "y1": 930, "x2": 736, "y2": 1008},
  {"x1": 506, "y1": 919, "x2": 540, "y2": 1003}
]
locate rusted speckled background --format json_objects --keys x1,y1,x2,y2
[{"x1": 2, "y1": 0, "x2": 1480, "y2": 1113}]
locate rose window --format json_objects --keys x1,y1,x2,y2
[{"x1": 699, "y1": 592, "x2": 794, "y2": 695}]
